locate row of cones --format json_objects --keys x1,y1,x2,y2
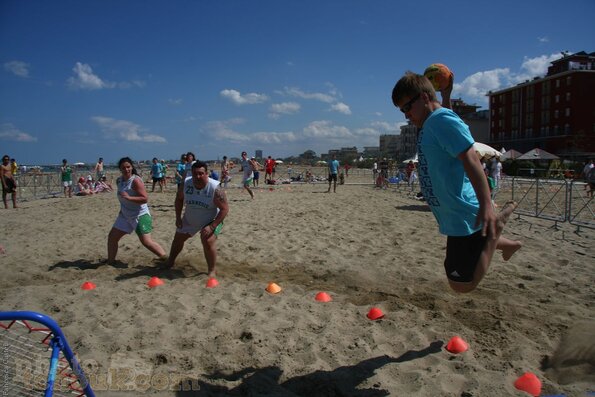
[
  {"x1": 81, "y1": 279, "x2": 544, "y2": 395},
  {"x1": 81, "y1": 277, "x2": 219, "y2": 290}
]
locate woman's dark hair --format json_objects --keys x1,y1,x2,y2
[
  {"x1": 186, "y1": 152, "x2": 196, "y2": 161},
  {"x1": 118, "y1": 157, "x2": 138, "y2": 175}
]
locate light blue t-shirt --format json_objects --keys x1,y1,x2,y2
[
  {"x1": 329, "y1": 159, "x2": 340, "y2": 175},
  {"x1": 417, "y1": 107, "x2": 480, "y2": 236},
  {"x1": 176, "y1": 163, "x2": 185, "y2": 183},
  {"x1": 151, "y1": 163, "x2": 164, "y2": 178}
]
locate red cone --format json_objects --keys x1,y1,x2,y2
[
  {"x1": 514, "y1": 372, "x2": 541, "y2": 397},
  {"x1": 367, "y1": 307, "x2": 384, "y2": 320},
  {"x1": 81, "y1": 281, "x2": 96, "y2": 290},
  {"x1": 147, "y1": 276, "x2": 164, "y2": 288},
  {"x1": 206, "y1": 278, "x2": 219, "y2": 288},
  {"x1": 315, "y1": 292, "x2": 332, "y2": 302},
  {"x1": 445, "y1": 336, "x2": 469, "y2": 354}
]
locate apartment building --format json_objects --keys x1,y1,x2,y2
[{"x1": 488, "y1": 51, "x2": 595, "y2": 158}]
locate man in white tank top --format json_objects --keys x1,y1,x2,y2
[{"x1": 165, "y1": 160, "x2": 229, "y2": 278}]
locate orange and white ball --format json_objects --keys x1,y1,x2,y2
[{"x1": 424, "y1": 63, "x2": 453, "y2": 91}]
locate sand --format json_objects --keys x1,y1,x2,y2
[{"x1": 1, "y1": 173, "x2": 594, "y2": 396}]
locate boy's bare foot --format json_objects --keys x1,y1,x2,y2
[{"x1": 502, "y1": 240, "x2": 523, "y2": 261}]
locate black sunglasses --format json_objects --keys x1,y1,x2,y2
[{"x1": 400, "y1": 94, "x2": 421, "y2": 114}]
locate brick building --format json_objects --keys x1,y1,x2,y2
[{"x1": 488, "y1": 51, "x2": 595, "y2": 158}]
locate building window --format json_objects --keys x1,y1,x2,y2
[
  {"x1": 566, "y1": 76, "x2": 572, "y2": 86},
  {"x1": 554, "y1": 110, "x2": 559, "y2": 119},
  {"x1": 566, "y1": 92, "x2": 571, "y2": 101},
  {"x1": 556, "y1": 79, "x2": 560, "y2": 88},
  {"x1": 565, "y1": 108, "x2": 570, "y2": 117},
  {"x1": 564, "y1": 124, "x2": 570, "y2": 133},
  {"x1": 554, "y1": 125, "x2": 559, "y2": 134},
  {"x1": 555, "y1": 95, "x2": 559, "y2": 103}
]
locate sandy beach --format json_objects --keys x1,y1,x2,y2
[{"x1": 1, "y1": 174, "x2": 594, "y2": 396}]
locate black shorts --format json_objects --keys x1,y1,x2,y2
[
  {"x1": 444, "y1": 230, "x2": 488, "y2": 283},
  {"x1": 2, "y1": 178, "x2": 16, "y2": 194},
  {"x1": 152, "y1": 177, "x2": 163, "y2": 182},
  {"x1": 328, "y1": 173, "x2": 338, "y2": 182}
]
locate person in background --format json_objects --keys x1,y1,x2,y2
[
  {"x1": 175, "y1": 153, "x2": 187, "y2": 188},
  {"x1": 60, "y1": 159, "x2": 73, "y2": 198},
  {"x1": 94, "y1": 157, "x2": 105, "y2": 180},
  {"x1": 220, "y1": 156, "x2": 231, "y2": 188},
  {"x1": 239, "y1": 151, "x2": 257, "y2": 199},
  {"x1": 151, "y1": 157, "x2": 164, "y2": 193},
  {"x1": 264, "y1": 156, "x2": 275, "y2": 184},
  {"x1": 1, "y1": 155, "x2": 18, "y2": 208},
  {"x1": 327, "y1": 153, "x2": 340, "y2": 193},
  {"x1": 251, "y1": 157, "x2": 262, "y2": 187},
  {"x1": 183, "y1": 152, "x2": 196, "y2": 179},
  {"x1": 75, "y1": 177, "x2": 94, "y2": 196},
  {"x1": 160, "y1": 159, "x2": 169, "y2": 190},
  {"x1": 10, "y1": 159, "x2": 18, "y2": 176}
]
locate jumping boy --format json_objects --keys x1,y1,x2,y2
[{"x1": 391, "y1": 71, "x2": 521, "y2": 293}]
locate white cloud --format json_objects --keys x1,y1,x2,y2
[
  {"x1": 519, "y1": 53, "x2": 561, "y2": 77},
  {"x1": 68, "y1": 62, "x2": 114, "y2": 90},
  {"x1": 283, "y1": 87, "x2": 335, "y2": 103},
  {"x1": 4, "y1": 61, "x2": 30, "y2": 78},
  {"x1": 0, "y1": 123, "x2": 37, "y2": 142},
  {"x1": 168, "y1": 98, "x2": 183, "y2": 105},
  {"x1": 370, "y1": 121, "x2": 405, "y2": 134},
  {"x1": 220, "y1": 89, "x2": 268, "y2": 105},
  {"x1": 330, "y1": 102, "x2": 352, "y2": 115},
  {"x1": 252, "y1": 131, "x2": 298, "y2": 144},
  {"x1": 67, "y1": 62, "x2": 145, "y2": 90},
  {"x1": 454, "y1": 68, "x2": 510, "y2": 99},
  {"x1": 205, "y1": 119, "x2": 251, "y2": 142},
  {"x1": 91, "y1": 116, "x2": 166, "y2": 143},
  {"x1": 303, "y1": 120, "x2": 352, "y2": 139},
  {"x1": 269, "y1": 102, "x2": 300, "y2": 119},
  {"x1": 538, "y1": 36, "x2": 549, "y2": 43}
]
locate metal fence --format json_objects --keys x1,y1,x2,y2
[{"x1": 508, "y1": 176, "x2": 594, "y2": 231}]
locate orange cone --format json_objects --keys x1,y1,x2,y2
[
  {"x1": 147, "y1": 276, "x2": 164, "y2": 288},
  {"x1": 206, "y1": 278, "x2": 219, "y2": 288},
  {"x1": 81, "y1": 281, "x2": 96, "y2": 290},
  {"x1": 266, "y1": 282, "x2": 282, "y2": 294},
  {"x1": 315, "y1": 292, "x2": 332, "y2": 302},
  {"x1": 514, "y1": 372, "x2": 541, "y2": 397},
  {"x1": 445, "y1": 336, "x2": 469, "y2": 354},
  {"x1": 367, "y1": 307, "x2": 384, "y2": 320}
]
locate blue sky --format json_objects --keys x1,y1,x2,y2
[{"x1": 1, "y1": 0, "x2": 594, "y2": 165}]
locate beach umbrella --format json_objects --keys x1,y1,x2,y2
[
  {"x1": 402, "y1": 153, "x2": 419, "y2": 164},
  {"x1": 473, "y1": 142, "x2": 501, "y2": 159},
  {"x1": 275, "y1": 160, "x2": 284, "y2": 164},
  {"x1": 73, "y1": 162, "x2": 86, "y2": 166},
  {"x1": 500, "y1": 149, "x2": 523, "y2": 161},
  {"x1": 517, "y1": 148, "x2": 559, "y2": 160}
]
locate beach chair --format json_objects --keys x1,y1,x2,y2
[{"x1": 0, "y1": 311, "x2": 95, "y2": 397}]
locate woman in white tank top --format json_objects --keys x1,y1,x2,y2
[{"x1": 107, "y1": 157, "x2": 166, "y2": 265}]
